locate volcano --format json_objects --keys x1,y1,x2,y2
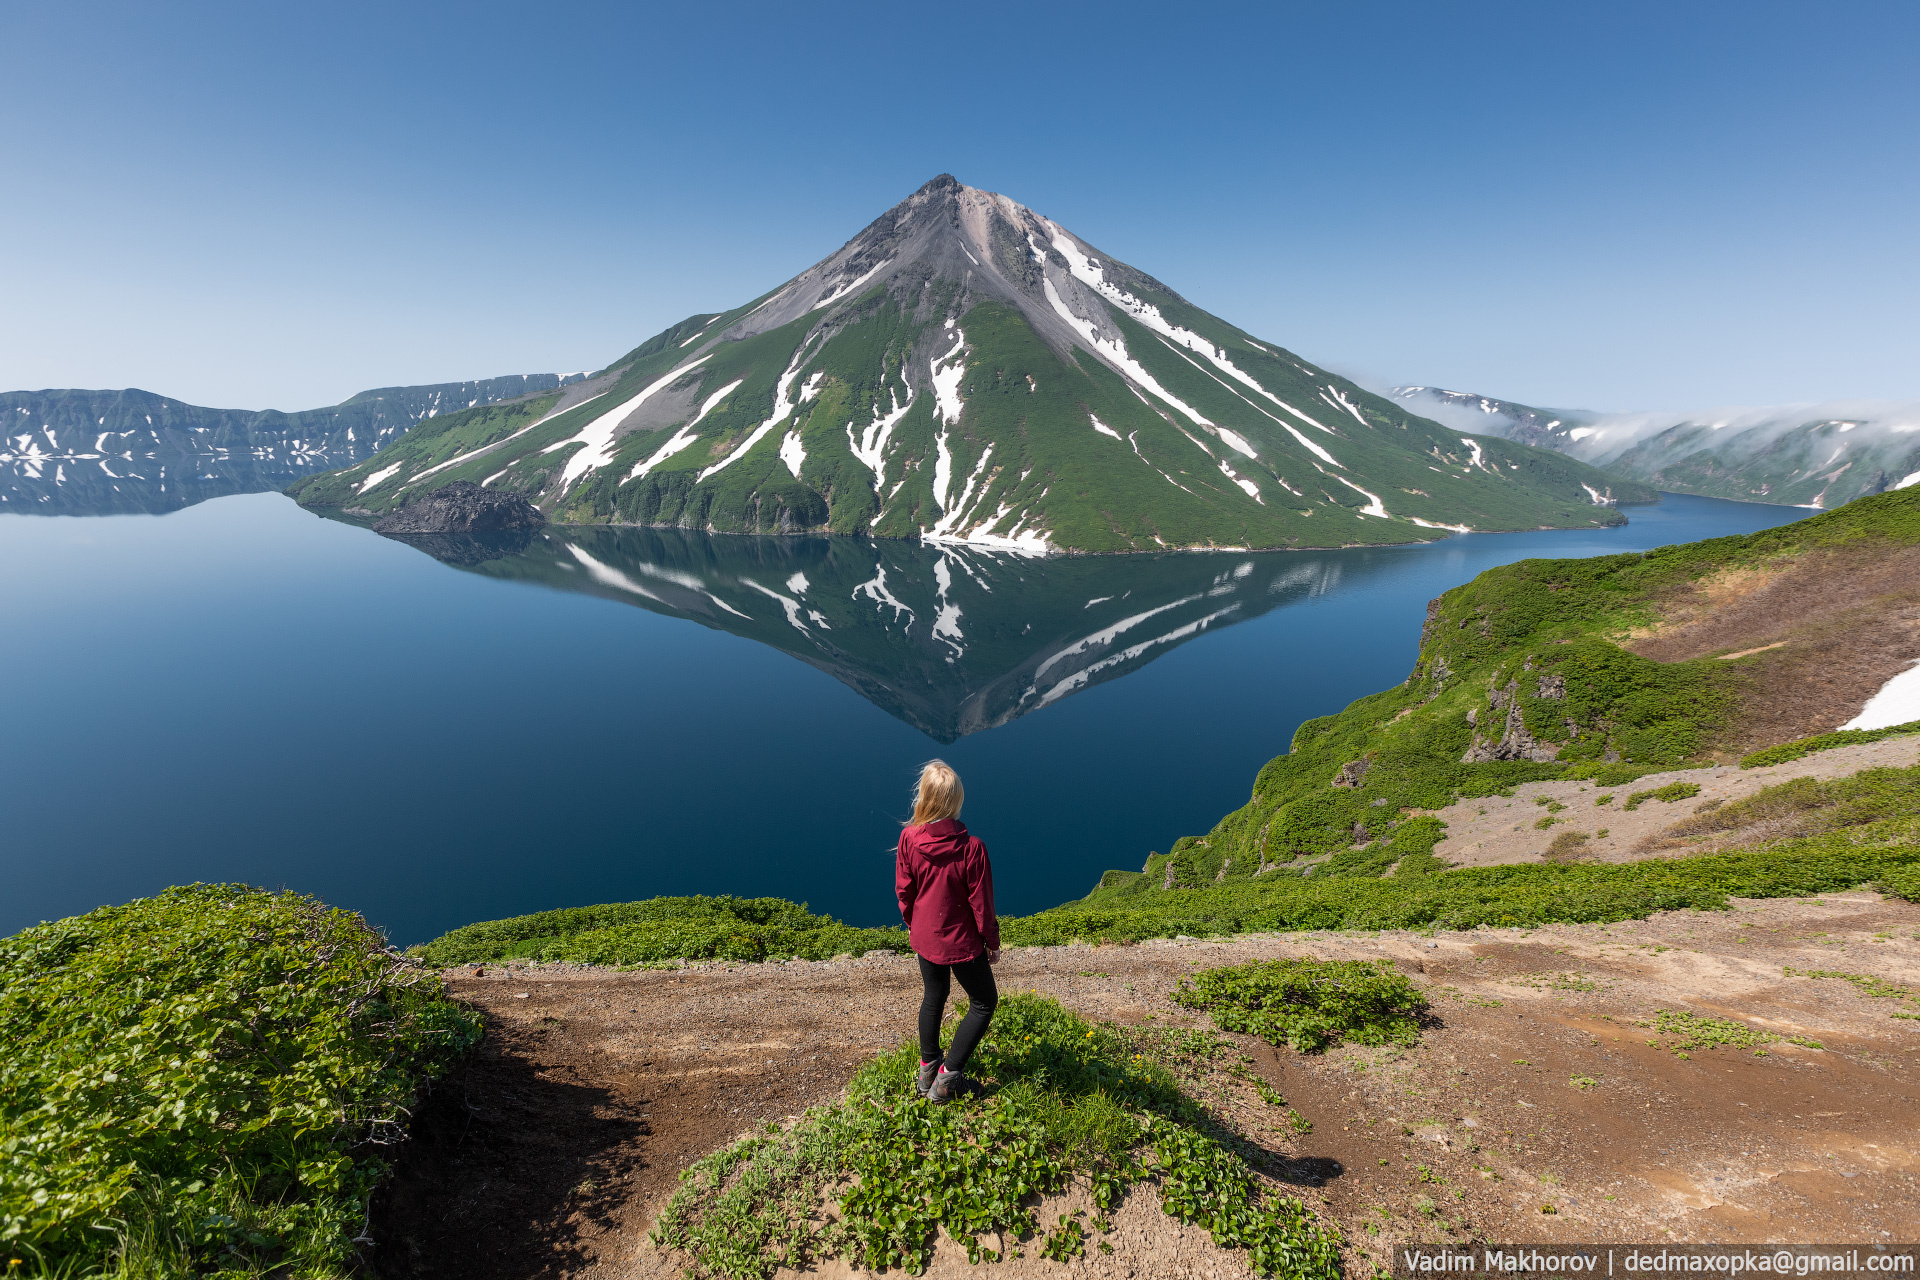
[{"x1": 293, "y1": 176, "x2": 1649, "y2": 551}]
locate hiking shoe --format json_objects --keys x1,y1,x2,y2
[
  {"x1": 914, "y1": 1059, "x2": 940, "y2": 1097},
  {"x1": 928, "y1": 1067, "x2": 981, "y2": 1104}
]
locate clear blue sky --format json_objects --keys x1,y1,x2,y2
[{"x1": 3, "y1": 0, "x2": 1914, "y2": 412}]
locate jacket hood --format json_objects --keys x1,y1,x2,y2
[{"x1": 901, "y1": 818, "x2": 970, "y2": 863}]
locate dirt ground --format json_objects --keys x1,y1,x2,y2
[
  {"x1": 1624, "y1": 543, "x2": 1920, "y2": 751},
  {"x1": 366, "y1": 894, "x2": 1920, "y2": 1280},
  {"x1": 1427, "y1": 736, "x2": 1920, "y2": 868}
]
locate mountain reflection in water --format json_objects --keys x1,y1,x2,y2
[{"x1": 374, "y1": 526, "x2": 1367, "y2": 741}]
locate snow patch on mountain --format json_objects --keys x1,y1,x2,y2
[
  {"x1": 699, "y1": 351, "x2": 818, "y2": 481},
  {"x1": 1040, "y1": 277, "x2": 1213, "y2": 429},
  {"x1": 779, "y1": 428, "x2": 806, "y2": 479},
  {"x1": 931, "y1": 326, "x2": 969, "y2": 427},
  {"x1": 547, "y1": 357, "x2": 711, "y2": 489},
  {"x1": 812, "y1": 258, "x2": 894, "y2": 312},
  {"x1": 1336, "y1": 475, "x2": 1390, "y2": 518},
  {"x1": 358, "y1": 461, "x2": 405, "y2": 493}
]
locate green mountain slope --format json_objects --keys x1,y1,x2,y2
[
  {"x1": 1, "y1": 375, "x2": 587, "y2": 515},
  {"x1": 1396, "y1": 385, "x2": 1920, "y2": 511},
  {"x1": 1084, "y1": 488, "x2": 1920, "y2": 900},
  {"x1": 292, "y1": 177, "x2": 1652, "y2": 553}
]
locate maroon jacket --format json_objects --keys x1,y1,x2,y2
[{"x1": 895, "y1": 818, "x2": 999, "y2": 964}]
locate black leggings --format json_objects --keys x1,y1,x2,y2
[{"x1": 918, "y1": 954, "x2": 998, "y2": 1071}]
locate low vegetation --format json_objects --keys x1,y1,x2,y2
[
  {"x1": 0, "y1": 885, "x2": 479, "y2": 1278},
  {"x1": 1005, "y1": 829, "x2": 1917, "y2": 948},
  {"x1": 415, "y1": 824, "x2": 1920, "y2": 967},
  {"x1": 650, "y1": 993, "x2": 1340, "y2": 1279},
  {"x1": 1172, "y1": 958, "x2": 1427, "y2": 1052},
  {"x1": 413, "y1": 894, "x2": 907, "y2": 967},
  {"x1": 1741, "y1": 720, "x2": 1920, "y2": 769},
  {"x1": 1622, "y1": 781, "x2": 1702, "y2": 810},
  {"x1": 1648, "y1": 1010, "x2": 1775, "y2": 1054},
  {"x1": 1783, "y1": 966, "x2": 1920, "y2": 1017},
  {"x1": 1664, "y1": 765, "x2": 1920, "y2": 843}
]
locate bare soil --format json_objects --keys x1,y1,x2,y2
[
  {"x1": 366, "y1": 896, "x2": 1920, "y2": 1279},
  {"x1": 1624, "y1": 544, "x2": 1920, "y2": 752},
  {"x1": 1425, "y1": 735, "x2": 1920, "y2": 869}
]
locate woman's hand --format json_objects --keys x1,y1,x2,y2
[{"x1": 987, "y1": 948, "x2": 1001, "y2": 965}]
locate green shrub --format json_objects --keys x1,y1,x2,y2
[
  {"x1": 1879, "y1": 864, "x2": 1920, "y2": 903},
  {"x1": 1664, "y1": 766, "x2": 1920, "y2": 842},
  {"x1": 418, "y1": 824, "x2": 1920, "y2": 970},
  {"x1": 1650, "y1": 1010, "x2": 1772, "y2": 1053},
  {"x1": 0, "y1": 884, "x2": 480, "y2": 1276},
  {"x1": 1783, "y1": 966, "x2": 1918, "y2": 1008},
  {"x1": 1741, "y1": 721, "x2": 1920, "y2": 769},
  {"x1": 1173, "y1": 959, "x2": 1427, "y2": 1052},
  {"x1": 1002, "y1": 821, "x2": 1919, "y2": 946},
  {"x1": 1622, "y1": 781, "x2": 1703, "y2": 810},
  {"x1": 414, "y1": 894, "x2": 909, "y2": 967},
  {"x1": 650, "y1": 994, "x2": 1340, "y2": 1279}
]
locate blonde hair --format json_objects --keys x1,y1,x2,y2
[{"x1": 908, "y1": 759, "x2": 964, "y2": 826}]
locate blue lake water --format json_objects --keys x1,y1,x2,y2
[{"x1": 1, "y1": 492, "x2": 1806, "y2": 943}]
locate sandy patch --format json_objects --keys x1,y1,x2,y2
[{"x1": 1425, "y1": 734, "x2": 1919, "y2": 869}]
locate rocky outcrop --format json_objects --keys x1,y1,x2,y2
[
  {"x1": 1332, "y1": 757, "x2": 1375, "y2": 788},
  {"x1": 1462, "y1": 678, "x2": 1562, "y2": 763},
  {"x1": 373, "y1": 481, "x2": 545, "y2": 535}
]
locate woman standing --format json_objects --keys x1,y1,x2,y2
[{"x1": 895, "y1": 759, "x2": 999, "y2": 1103}]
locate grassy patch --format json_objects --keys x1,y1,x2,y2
[
  {"x1": 1664, "y1": 766, "x2": 1920, "y2": 843},
  {"x1": 1741, "y1": 722, "x2": 1920, "y2": 769},
  {"x1": 1783, "y1": 966, "x2": 1919, "y2": 1011},
  {"x1": 1005, "y1": 824, "x2": 1920, "y2": 946},
  {"x1": 649, "y1": 994, "x2": 1340, "y2": 1279},
  {"x1": 418, "y1": 826, "x2": 1920, "y2": 968},
  {"x1": 0, "y1": 885, "x2": 479, "y2": 1276},
  {"x1": 1545, "y1": 829, "x2": 1592, "y2": 861},
  {"x1": 1623, "y1": 781, "x2": 1703, "y2": 811},
  {"x1": 413, "y1": 894, "x2": 908, "y2": 967},
  {"x1": 1650, "y1": 1010, "x2": 1773, "y2": 1053},
  {"x1": 1172, "y1": 958, "x2": 1427, "y2": 1052}
]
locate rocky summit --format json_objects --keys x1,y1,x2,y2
[{"x1": 293, "y1": 176, "x2": 1650, "y2": 553}]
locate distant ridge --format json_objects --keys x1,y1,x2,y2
[
  {"x1": 1395, "y1": 385, "x2": 1920, "y2": 511},
  {"x1": 1, "y1": 375, "x2": 589, "y2": 514}
]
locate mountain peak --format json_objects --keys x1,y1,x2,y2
[{"x1": 297, "y1": 181, "x2": 1650, "y2": 554}]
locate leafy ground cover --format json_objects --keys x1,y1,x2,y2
[
  {"x1": 1662, "y1": 765, "x2": 1920, "y2": 845},
  {"x1": 413, "y1": 895, "x2": 907, "y2": 967},
  {"x1": 1172, "y1": 959, "x2": 1427, "y2": 1052},
  {"x1": 1740, "y1": 721, "x2": 1920, "y2": 769},
  {"x1": 1782, "y1": 966, "x2": 1920, "y2": 1018},
  {"x1": 0, "y1": 885, "x2": 479, "y2": 1278},
  {"x1": 1648, "y1": 1010, "x2": 1775, "y2": 1055},
  {"x1": 1004, "y1": 826, "x2": 1918, "y2": 947},
  {"x1": 649, "y1": 993, "x2": 1340, "y2": 1279},
  {"x1": 416, "y1": 824, "x2": 1920, "y2": 967},
  {"x1": 1622, "y1": 781, "x2": 1702, "y2": 810}
]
